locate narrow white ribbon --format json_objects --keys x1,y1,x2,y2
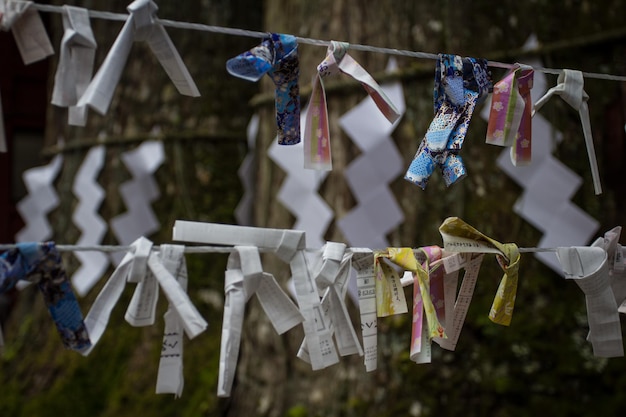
[
  {"x1": 556, "y1": 246, "x2": 623, "y2": 357},
  {"x1": 51, "y1": 5, "x2": 96, "y2": 126},
  {"x1": 297, "y1": 242, "x2": 363, "y2": 363},
  {"x1": 77, "y1": 0, "x2": 200, "y2": 116},
  {"x1": 0, "y1": 1, "x2": 54, "y2": 65},
  {"x1": 351, "y1": 249, "x2": 377, "y2": 372},
  {"x1": 533, "y1": 70, "x2": 602, "y2": 195},
  {"x1": 155, "y1": 244, "x2": 187, "y2": 397}
]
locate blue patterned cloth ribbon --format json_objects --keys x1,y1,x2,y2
[
  {"x1": 227, "y1": 33, "x2": 301, "y2": 145},
  {"x1": 0, "y1": 242, "x2": 91, "y2": 351},
  {"x1": 405, "y1": 54, "x2": 492, "y2": 189}
]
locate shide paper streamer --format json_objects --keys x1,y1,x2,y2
[{"x1": 71, "y1": 145, "x2": 109, "y2": 296}]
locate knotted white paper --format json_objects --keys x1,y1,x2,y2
[
  {"x1": 51, "y1": 5, "x2": 96, "y2": 126},
  {"x1": 217, "y1": 246, "x2": 303, "y2": 397},
  {"x1": 71, "y1": 145, "x2": 109, "y2": 296},
  {"x1": 297, "y1": 243, "x2": 363, "y2": 364},
  {"x1": 556, "y1": 246, "x2": 624, "y2": 357},
  {"x1": 81, "y1": 237, "x2": 207, "y2": 356},
  {"x1": 16, "y1": 154, "x2": 63, "y2": 242},
  {"x1": 592, "y1": 227, "x2": 626, "y2": 311},
  {"x1": 533, "y1": 69, "x2": 602, "y2": 195},
  {"x1": 77, "y1": 0, "x2": 200, "y2": 116},
  {"x1": 0, "y1": 1, "x2": 54, "y2": 65},
  {"x1": 172, "y1": 220, "x2": 332, "y2": 374}
]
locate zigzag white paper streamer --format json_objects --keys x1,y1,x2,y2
[
  {"x1": 235, "y1": 114, "x2": 260, "y2": 226},
  {"x1": 480, "y1": 36, "x2": 599, "y2": 273},
  {"x1": 268, "y1": 109, "x2": 333, "y2": 248},
  {"x1": 16, "y1": 154, "x2": 64, "y2": 242},
  {"x1": 110, "y1": 140, "x2": 164, "y2": 264},
  {"x1": 71, "y1": 145, "x2": 109, "y2": 296},
  {"x1": 337, "y1": 58, "x2": 406, "y2": 248}
]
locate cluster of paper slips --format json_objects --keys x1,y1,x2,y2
[{"x1": 2, "y1": 216, "x2": 625, "y2": 397}]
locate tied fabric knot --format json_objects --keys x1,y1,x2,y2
[
  {"x1": 405, "y1": 54, "x2": 492, "y2": 189},
  {"x1": 408, "y1": 246, "x2": 446, "y2": 364},
  {"x1": 304, "y1": 41, "x2": 401, "y2": 170},
  {"x1": 297, "y1": 243, "x2": 363, "y2": 364},
  {"x1": 218, "y1": 246, "x2": 303, "y2": 397},
  {"x1": 439, "y1": 217, "x2": 520, "y2": 326},
  {"x1": 0, "y1": 242, "x2": 91, "y2": 351},
  {"x1": 227, "y1": 33, "x2": 301, "y2": 145},
  {"x1": 533, "y1": 69, "x2": 602, "y2": 195},
  {"x1": 556, "y1": 246, "x2": 624, "y2": 357},
  {"x1": 385, "y1": 248, "x2": 445, "y2": 340},
  {"x1": 78, "y1": 0, "x2": 200, "y2": 116},
  {"x1": 486, "y1": 64, "x2": 534, "y2": 166},
  {"x1": 51, "y1": 6, "x2": 97, "y2": 127}
]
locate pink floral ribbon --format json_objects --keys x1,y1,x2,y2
[
  {"x1": 303, "y1": 41, "x2": 401, "y2": 170},
  {"x1": 485, "y1": 64, "x2": 534, "y2": 166}
]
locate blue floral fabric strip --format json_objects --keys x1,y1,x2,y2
[
  {"x1": 227, "y1": 33, "x2": 301, "y2": 145},
  {"x1": 405, "y1": 54, "x2": 491, "y2": 189},
  {"x1": 1, "y1": 243, "x2": 91, "y2": 351}
]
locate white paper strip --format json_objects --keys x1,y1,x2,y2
[
  {"x1": 351, "y1": 249, "x2": 378, "y2": 371},
  {"x1": 51, "y1": 5, "x2": 96, "y2": 126},
  {"x1": 71, "y1": 145, "x2": 109, "y2": 296},
  {"x1": 16, "y1": 154, "x2": 63, "y2": 242},
  {"x1": 557, "y1": 246, "x2": 623, "y2": 357},
  {"x1": 156, "y1": 244, "x2": 187, "y2": 397},
  {"x1": 0, "y1": 1, "x2": 54, "y2": 65},
  {"x1": 77, "y1": 0, "x2": 200, "y2": 116}
]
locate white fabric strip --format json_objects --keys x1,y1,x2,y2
[{"x1": 51, "y1": 5, "x2": 96, "y2": 126}]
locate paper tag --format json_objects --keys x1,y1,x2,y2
[
  {"x1": 11, "y1": 6, "x2": 54, "y2": 65},
  {"x1": 441, "y1": 252, "x2": 467, "y2": 273}
]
